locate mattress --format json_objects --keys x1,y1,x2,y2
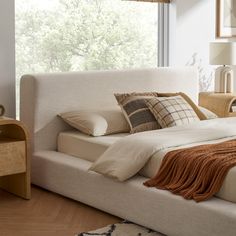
[
  {"x1": 58, "y1": 131, "x2": 128, "y2": 162},
  {"x1": 58, "y1": 131, "x2": 236, "y2": 203}
]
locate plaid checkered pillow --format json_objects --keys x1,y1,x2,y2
[{"x1": 146, "y1": 96, "x2": 200, "y2": 128}]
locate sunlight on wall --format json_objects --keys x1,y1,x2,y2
[{"x1": 170, "y1": 0, "x2": 215, "y2": 92}]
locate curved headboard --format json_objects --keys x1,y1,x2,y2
[{"x1": 20, "y1": 67, "x2": 198, "y2": 151}]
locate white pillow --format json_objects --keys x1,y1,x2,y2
[
  {"x1": 199, "y1": 106, "x2": 218, "y2": 119},
  {"x1": 58, "y1": 109, "x2": 130, "y2": 136}
]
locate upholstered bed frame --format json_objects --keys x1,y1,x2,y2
[{"x1": 20, "y1": 67, "x2": 236, "y2": 236}]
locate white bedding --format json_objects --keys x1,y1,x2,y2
[
  {"x1": 90, "y1": 117, "x2": 236, "y2": 203},
  {"x1": 57, "y1": 118, "x2": 236, "y2": 203}
]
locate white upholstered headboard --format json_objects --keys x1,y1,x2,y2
[{"x1": 20, "y1": 67, "x2": 198, "y2": 151}]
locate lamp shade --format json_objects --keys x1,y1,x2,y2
[{"x1": 209, "y1": 42, "x2": 236, "y2": 65}]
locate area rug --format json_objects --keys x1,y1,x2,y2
[{"x1": 77, "y1": 220, "x2": 166, "y2": 236}]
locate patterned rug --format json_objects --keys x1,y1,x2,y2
[{"x1": 77, "y1": 221, "x2": 166, "y2": 236}]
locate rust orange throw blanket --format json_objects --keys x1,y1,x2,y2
[{"x1": 144, "y1": 139, "x2": 236, "y2": 202}]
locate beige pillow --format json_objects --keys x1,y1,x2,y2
[
  {"x1": 114, "y1": 92, "x2": 160, "y2": 133},
  {"x1": 146, "y1": 96, "x2": 200, "y2": 128},
  {"x1": 58, "y1": 110, "x2": 130, "y2": 136}
]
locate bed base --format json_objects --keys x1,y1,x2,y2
[
  {"x1": 32, "y1": 151, "x2": 236, "y2": 236},
  {"x1": 21, "y1": 68, "x2": 236, "y2": 236}
]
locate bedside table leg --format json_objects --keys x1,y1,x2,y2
[{"x1": 0, "y1": 173, "x2": 31, "y2": 199}]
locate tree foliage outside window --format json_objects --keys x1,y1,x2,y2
[{"x1": 15, "y1": 0, "x2": 158, "y2": 81}]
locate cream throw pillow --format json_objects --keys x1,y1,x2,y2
[{"x1": 58, "y1": 110, "x2": 130, "y2": 136}]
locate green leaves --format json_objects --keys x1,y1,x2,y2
[{"x1": 15, "y1": 0, "x2": 158, "y2": 78}]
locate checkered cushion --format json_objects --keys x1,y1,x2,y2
[
  {"x1": 146, "y1": 96, "x2": 200, "y2": 128},
  {"x1": 114, "y1": 93, "x2": 160, "y2": 133}
]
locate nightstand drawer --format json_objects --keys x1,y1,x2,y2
[{"x1": 0, "y1": 139, "x2": 26, "y2": 177}]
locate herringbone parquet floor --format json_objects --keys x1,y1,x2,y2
[{"x1": 0, "y1": 186, "x2": 120, "y2": 236}]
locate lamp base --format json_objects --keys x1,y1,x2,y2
[{"x1": 214, "y1": 66, "x2": 234, "y2": 93}]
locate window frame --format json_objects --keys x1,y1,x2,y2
[{"x1": 158, "y1": 3, "x2": 169, "y2": 67}]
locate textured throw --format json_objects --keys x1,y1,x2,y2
[{"x1": 144, "y1": 139, "x2": 236, "y2": 202}]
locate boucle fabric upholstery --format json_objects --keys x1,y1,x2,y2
[
  {"x1": 32, "y1": 150, "x2": 236, "y2": 236},
  {"x1": 20, "y1": 67, "x2": 198, "y2": 151}
]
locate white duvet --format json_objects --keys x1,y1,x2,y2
[{"x1": 90, "y1": 117, "x2": 236, "y2": 182}]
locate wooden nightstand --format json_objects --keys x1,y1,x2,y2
[
  {"x1": 199, "y1": 92, "x2": 236, "y2": 118},
  {"x1": 0, "y1": 117, "x2": 30, "y2": 199}
]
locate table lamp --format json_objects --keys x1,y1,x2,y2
[{"x1": 209, "y1": 42, "x2": 236, "y2": 93}]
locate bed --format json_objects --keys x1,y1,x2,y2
[{"x1": 20, "y1": 67, "x2": 236, "y2": 236}]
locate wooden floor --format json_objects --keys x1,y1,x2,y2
[{"x1": 0, "y1": 186, "x2": 120, "y2": 236}]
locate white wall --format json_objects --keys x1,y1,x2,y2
[
  {"x1": 0, "y1": 0, "x2": 15, "y2": 117},
  {"x1": 169, "y1": 0, "x2": 216, "y2": 92}
]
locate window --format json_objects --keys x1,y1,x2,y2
[
  {"x1": 15, "y1": 0, "x2": 169, "y2": 115},
  {"x1": 15, "y1": 0, "x2": 160, "y2": 79}
]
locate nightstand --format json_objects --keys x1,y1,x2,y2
[
  {"x1": 199, "y1": 92, "x2": 236, "y2": 118},
  {"x1": 0, "y1": 117, "x2": 30, "y2": 199}
]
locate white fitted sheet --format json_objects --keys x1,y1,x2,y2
[
  {"x1": 57, "y1": 131, "x2": 128, "y2": 162},
  {"x1": 58, "y1": 131, "x2": 236, "y2": 203}
]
